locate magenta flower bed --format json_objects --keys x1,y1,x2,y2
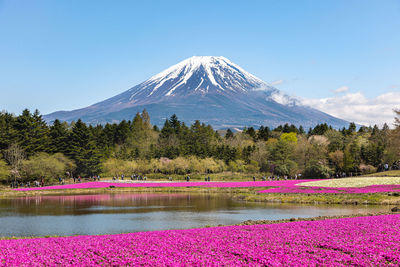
[
  {"x1": 258, "y1": 184, "x2": 400, "y2": 194},
  {"x1": 1, "y1": 215, "x2": 399, "y2": 266},
  {"x1": 13, "y1": 180, "x2": 311, "y2": 191},
  {"x1": 14, "y1": 180, "x2": 400, "y2": 194}
]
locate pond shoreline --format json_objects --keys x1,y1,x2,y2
[{"x1": 2, "y1": 185, "x2": 400, "y2": 205}]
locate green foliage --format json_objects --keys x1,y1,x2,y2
[
  {"x1": 0, "y1": 109, "x2": 399, "y2": 179},
  {"x1": 20, "y1": 153, "x2": 75, "y2": 183},
  {"x1": 303, "y1": 163, "x2": 332, "y2": 179},
  {"x1": 0, "y1": 159, "x2": 10, "y2": 182},
  {"x1": 257, "y1": 126, "x2": 271, "y2": 141},
  {"x1": 270, "y1": 138, "x2": 295, "y2": 163},
  {"x1": 48, "y1": 119, "x2": 69, "y2": 154},
  {"x1": 66, "y1": 120, "x2": 102, "y2": 176},
  {"x1": 325, "y1": 129, "x2": 344, "y2": 152},
  {"x1": 280, "y1": 132, "x2": 297, "y2": 143},
  {"x1": 13, "y1": 109, "x2": 49, "y2": 156},
  {"x1": 308, "y1": 123, "x2": 329, "y2": 136},
  {"x1": 102, "y1": 156, "x2": 226, "y2": 176},
  {"x1": 225, "y1": 129, "x2": 234, "y2": 139},
  {"x1": 273, "y1": 160, "x2": 297, "y2": 176}
]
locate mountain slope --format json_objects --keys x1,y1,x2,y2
[{"x1": 44, "y1": 56, "x2": 349, "y2": 129}]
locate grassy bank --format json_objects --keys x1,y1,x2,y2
[
  {"x1": 236, "y1": 191, "x2": 400, "y2": 205},
  {"x1": 237, "y1": 211, "x2": 400, "y2": 225}
]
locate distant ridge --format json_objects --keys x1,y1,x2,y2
[{"x1": 44, "y1": 56, "x2": 349, "y2": 129}]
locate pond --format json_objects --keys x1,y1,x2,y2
[{"x1": 0, "y1": 193, "x2": 390, "y2": 237}]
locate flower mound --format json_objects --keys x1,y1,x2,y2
[
  {"x1": 13, "y1": 180, "x2": 311, "y2": 191},
  {"x1": 0, "y1": 215, "x2": 399, "y2": 266}
]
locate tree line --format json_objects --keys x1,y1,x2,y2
[{"x1": 0, "y1": 108, "x2": 399, "y2": 184}]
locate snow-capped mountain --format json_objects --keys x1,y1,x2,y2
[
  {"x1": 133, "y1": 56, "x2": 268, "y2": 98},
  {"x1": 44, "y1": 56, "x2": 348, "y2": 129}
]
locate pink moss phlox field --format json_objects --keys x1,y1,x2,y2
[
  {"x1": 13, "y1": 180, "x2": 311, "y2": 191},
  {"x1": 1, "y1": 215, "x2": 399, "y2": 266},
  {"x1": 258, "y1": 184, "x2": 400, "y2": 194}
]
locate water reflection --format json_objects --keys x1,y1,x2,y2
[{"x1": 0, "y1": 193, "x2": 390, "y2": 237}]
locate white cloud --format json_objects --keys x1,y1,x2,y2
[
  {"x1": 270, "y1": 80, "x2": 283, "y2": 86},
  {"x1": 333, "y1": 85, "x2": 349, "y2": 93},
  {"x1": 300, "y1": 91, "x2": 400, "y2": 127}
]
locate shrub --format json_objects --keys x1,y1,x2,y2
[
  {"x1": 359, "y1": 164, "x2": 377, "y2": 175},
  {"x1": 304, "y1": 163, "x2": 332, "y2": 179},
  {"x1": 21, "y1": 153, "x2": 75, "y2": 183}
]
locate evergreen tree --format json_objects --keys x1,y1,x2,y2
[
  {"x1": 66, "y1": 119, "x2": 101, "y2": 176},
  {"x1": 309, "y1": 123, "x2": 329, "y2": 135},
  {"x1": 0, "y1": 112, "x2": 16, "y2": 152},
  {"x1": 257, "y1": 126, "x2": 270, "y2": 141},
  {"x1": 114, "y1": 120, "x2": 130, "y2": 144},
  {"x1": 347, "y1": 122, "x2": 357, "y2": 135},
  {"x1": 245, "y1": 127, "x2": 256, "y2": 140},
  {"x1": 225, "y1": 129, "x2": 234, "y2": 139},
  {"x1": 13, "y1": 109, "x2": 49, "y2": 156},
  {"x1": 298, "y1": 125, "x2": 305, "y2": 135},
  {"x1": 48, "y1": 119, "x2": 69, "y2": 154}
]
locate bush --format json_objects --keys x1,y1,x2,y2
[
  {"x1": 21, "y1": 153, "x2": 75, "y2": 183},
  {"x1": 245, "y1": 160, "x2": 259, "y2": 173},
  {"x1": 273, "y1": 160, "x2": 297, "y2": 176},
  {"x1": 304, "y1": 163, "x2": 332, "y2": 179},
  {"x1": 359, "y1": 164, "x2": 377, "y2": 175}
]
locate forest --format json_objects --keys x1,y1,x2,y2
[{"x1": 0, "y1": 108, "x2": 399, "y2": 184}]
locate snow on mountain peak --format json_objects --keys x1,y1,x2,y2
[{"x1": 128, "y1": 56, "x2": 270, "y2": 99}]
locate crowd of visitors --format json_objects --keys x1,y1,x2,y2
[
  {"x1": 10, "y1": 178, "x2": 45, "y2": 188},
  {"x1": 112, "y1": 174, "x2": 147, "y2": 181}
]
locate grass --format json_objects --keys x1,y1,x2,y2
[
  {"x1": 298, "y1": 177, "x2": 400, "y2": 188},
  {"x1": 237, "y1": 191, "x2": 400, "y2": 205},
  {"x1": 363, "y1": 170, "x2": 400, "y2": 177}
]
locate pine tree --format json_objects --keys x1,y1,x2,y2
[
  {"x1": 48, "y1": 119, "x2": 69, "y2": 154},
  {"x1": 66, "y1": 119, "x2": 101, "y2": 176},
  {"x1": 14, "y1": 109, "x2": 49, "y2": 156},
  {"x1": 257, "y1": 126, "x2": 270, "y2": 141},
  {"x1": 298, "y1": 125, "x2": 305, "y2": 135},
  {"x1": 225, "y1": 129, "x2": 234, "y2": 139},
  {"x1": 0, "y1": 112, "x2": 16, "y2": 152}
]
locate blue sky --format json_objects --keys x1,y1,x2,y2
[{"x1": 0, "y1": 0, "x2": 399, "y2": 125}]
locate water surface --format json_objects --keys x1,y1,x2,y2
[{"x1": 0, "y1": 193, "x2": 389, "y2": 237}]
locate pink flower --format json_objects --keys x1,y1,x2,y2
[{"x1": 0, "y1": 215, "x2": 399, "y2": 266}]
